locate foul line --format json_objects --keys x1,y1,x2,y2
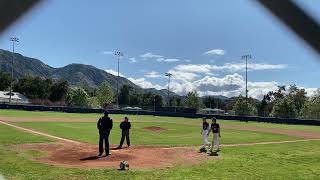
[
  {"x1": 222, "y1": 139, "x2": 320, "y2": 147},
  {"x1": 0, "y1": 120, "x2": 81, "y2": 144}
]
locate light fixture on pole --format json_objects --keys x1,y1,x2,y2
[
  {"x1": 241, "y1": 54, "x2": 251, "y2": 100},
  {"x1": 9, "y1": 37, "x2": 19, "y2": 104},
  {"x1": 165, "y1": 72, "x2": 172, "y2": 106},
  {"x1": 114, "y1": 51, "x2": 123, "y2": 109}
]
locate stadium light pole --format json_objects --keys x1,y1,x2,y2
[
  {"x1": 165, "y1": 72, "x2": 172, "y2": 106},
  {"x1": 114, "y1": 51, "x2": 123, "y2": 109},
  {"x1": 241, "y1": 54, "x2": 251, "y2": 101},
  {"x1": 9, "y1": 37, "x2": 19, "y2": 104}
]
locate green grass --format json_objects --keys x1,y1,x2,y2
[
  {"x1": 0, "y1": 109, "x2": 103, "y2": 118},
  {"x1": 1, "y1": 140, "x2": 320, "y2": 179},
  {"x1": 1, "y1": 110, "x2": 320, "y2": 179},
  {"x1": 15, "y1": 122, "x2": 300, "y2": 145},
  {"x1": 0, "y1": 124, "x2": 52, "y2": 144},
  {"x1": 1, "y1": 109, "x2": 320, "y2": 133},
  {"x1": 220, "y1": 120, "x2": 320, "y2": 133}
]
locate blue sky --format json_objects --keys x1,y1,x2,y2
[{"x1": 0, "y1": 0, "x2": 319, "y2": 99}]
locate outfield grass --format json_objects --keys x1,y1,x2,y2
[
  {"x1": 0, "y1": 135, "x2": 320, "y2": 179},
  {"x1": 1, "y1": 110, "x2": 320, "y2": 179},
  {"x1": 1, "y1": 109, "x2": 320, "y2": 133},
  {"x1": 15, "y1": 122, "x2": 300, "y2": 146}
]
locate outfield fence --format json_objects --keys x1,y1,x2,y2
[{"x1": 0, "y1": 103, "x2": 320, "y2": 126}]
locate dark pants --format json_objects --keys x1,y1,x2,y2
[
  {"x1": 119, "y1": 129, "x2": 130, "y2": 147},
  {"x1": 99, "y1": 131, "x2": 110, "y2": 155}
]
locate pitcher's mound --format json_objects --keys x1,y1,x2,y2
[
  {"x1": 14, "y1": 142, "x2": 212, "y2": 169},
  {"x1": 143, "y1": 126, "x2": 167, "y2": 132}
]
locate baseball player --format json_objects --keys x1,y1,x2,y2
[
  {"x1": 200, "y1": 117, "x2": 211, "y2": 152},
  {"x1": 209, "y1": 117, "x2": 221, "y2": 152}
]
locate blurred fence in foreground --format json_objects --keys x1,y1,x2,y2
[{"x1": 0, "y1": 103, "x2": 320, "y2": 126}]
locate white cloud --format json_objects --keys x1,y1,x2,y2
[
  {"x1": 167, "y1": 69, "x2": 200, "y2": 82},
  {"x1": 156, "y1": 62, "x2": 288, "y2": 99},
  {"x1": 105, "y1": 69, "x2": 125, "y2": 77},
  {"x1": 203, "y1": 49, "x2": 226, "y2": 56},
  {"x1": 140, "y1": 52, "x2": 181, "y2": 63},
  {"x1": 156, "y1": 58, "x2": 180, "y2": 62},
  {"x1": 167, "y1": 73, "x2": 280, "y2": 100},
  {"x1": 173, "y1": 63, "x2": 287, "y2": 75},
  {"x1": 145, "y1": 71, "x2": 162, "y2": 78},
  {"x1": 174, "y1": 64, "x2": 212, "y2": 74},
  {"x1": 140, "y1": 52, "x2": 163, "y2": 59},
  {"x1": 129, "y1": 57, "x2": 137, "y2": 63},
  {"x1": 102, "y1": 51, "x2": 113, "y2": 55},
  {"x1": 195, "y1": 74, "x2": 244, "y2": 93},
  {"x1": 301, "y1": 87, "x2": 319, "y2": 97},
  {"x1": 128, "y1": 77, "x2": 163, "y2": 89},
  {"x1": 247, "y1": 81, "x2": 279, "y2": 100},
  {"x1": 219, "y1": 63, "x2": 288, "y2": 72}
]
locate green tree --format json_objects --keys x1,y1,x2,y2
[
  {"x1": 154, "y1": 94, "x2": 163, "y2": 108},
  {"x1": 96, "y1": 81, "x2": 114, "y2": 107},
  {"x1": 300, "y1": 89, "x2": 320, "y2": 119},
  {"x1": 288, "y1": 85, "x2": 307, "y2": 114},
  {"x1": 81, "y1": 85, "x2": 97, "y2": 97},
  {"x1": 128, "y1": 91, "x2": 141, "y2": 106},
  {"x1": 88, "y1": 96, "x2": 101, "y2": 108},
  {"x1": 233, "y1": 96, "x2": 258, "y2": 116},
  {"x1": 0, "y1": 71, "x2": 11, "y2": 91},
  {"x1": 118, "y1": 85, "x2": 133, "y2": 105},
  {"x1": 13, "y1": 75, "x2": 52, "y2": 99},
  {"x1": 169, "y1": 96, "x2": 182, "y2": 107},
  {"x1": 257, "y1": 95, "x2": 273, "y2": 117},
  {"x1": 140, "y1": 92, "x2": 154, "y2": 106},
  {"x1": 66, "y1": 87, "x2": 89, "y2": 107},
  {"x1": 203, "y1": 96, "x2": 216, "y2": 109},
  {"x1": 49, "y1": 80, "x2": 69, "y2": 102},
  {"x1": 184, "y1": 91, "x2": 204, "y2": 110},
  {"x1": 271, "y1": 96, "x2": 297, "y2": 118}
]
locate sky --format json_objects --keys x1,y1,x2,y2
[{"x1": 0, "y1": 0, "x2": 319, "y2": 99}]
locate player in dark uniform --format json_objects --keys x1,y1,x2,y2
[
  {"x1": 117, "y1": 117, "x2": 131, "y2": 149},
  {"x1": 97, "y1": 111, "x2": 113, "y2": 157},
  {"x1": 209, "y1": 117, "x2": 221, "y2": 152}
]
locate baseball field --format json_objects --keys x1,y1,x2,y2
[{"x1": 1, "y1": 110, "x2": 320, "y2": 179}]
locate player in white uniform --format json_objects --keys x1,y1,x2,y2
[{"x1": 200, "y1": 118, "x2": 211, "y2": 152}]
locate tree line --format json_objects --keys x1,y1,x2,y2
[
  {"x1": 233, "y1": 85, "x2": 320, "y2": 120},
  {"x1": 1, "y1": 71, "x2": 320, "y2": 119}
]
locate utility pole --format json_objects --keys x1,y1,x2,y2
[
  {"x1": 9, "y1": 37, "x2": 19, "y2": 104},
  {"x1": 165, "y1": 72, "x2": 172, "y2": 106},
  {"x1": 114, "y1": 51, "x2": 123, "y2": 109},
  {"x1": 153, "y1": 97, "x2": 156, "y2": 112},
  {"x1": 241, "y1": 54, "x2": 251, "y2": 101}
]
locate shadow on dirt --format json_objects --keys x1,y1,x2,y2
[{"x1": 80, "y1": 156, "x2": 100, "y2": 161}]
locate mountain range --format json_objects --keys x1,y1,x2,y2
[
  {"x1": 0, "y1": 49, "x2": 235, "y2": 101},
  {"x1": 0, "y1": 49, "x2": 175, "y2": 97}
]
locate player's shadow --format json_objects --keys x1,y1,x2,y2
[
  {"x1": 80, "y1": 155, "x2": 105, "y2": 161},
  {"x1": 208, "y1": 152, "x2": 219, "y2": 157},
  {"x1": 110, "y1": 146, "x2": 129, "y2": 150}
]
